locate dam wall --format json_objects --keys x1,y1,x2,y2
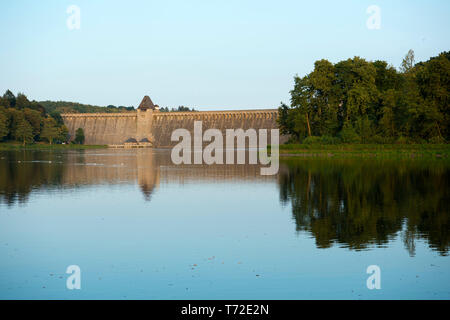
[
  {"x1": 62, "y1": 109, "x2": 283, "y2": 147},
  {"x1": 62, "y1": 113, "x2": 137, "y2": 145},
  {"x1": 151, "y1": 109, "x2": 280, "y2": 147}
]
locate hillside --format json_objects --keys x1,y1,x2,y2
[{"x1": 38, "y1": 100, "x2": 135, "y2": 114}]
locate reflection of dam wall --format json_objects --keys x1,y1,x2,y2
[
  {"x1": 160, "y1": 165, "x2": 276, "y2": 184},
  {"x1": 61, "y1": 150, "x2": 159, "y2": 180},
  {"x1": 0, "y1": 147, "x2": 277, "y2": 204},
  {"x1": 59, "y1": 150, "x2": 275, "y2": 200},
  {"x1": 62, "y1": 109, "x2": 282, "y2": 147},
  {"x1": 60, "y1": 150, "x2": 275, "y2": 186}
]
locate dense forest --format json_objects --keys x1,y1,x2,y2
[
  {"x1": 0, "y1": 91, "x2": 70, "y2": 144},
  {"x1": 278, "y1": 50, "x2": 450, "y2": 144}
]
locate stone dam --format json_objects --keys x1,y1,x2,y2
[{"x1": 61, "y1": 96, "x2": 283, "y2": 147}]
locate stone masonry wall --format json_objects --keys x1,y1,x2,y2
[
  {"x1": 62, "y1": 109, "x2": 282, "y2": 147},
  {"x1": 62, "y1": 113, "x2": 137, "y2": 145}
]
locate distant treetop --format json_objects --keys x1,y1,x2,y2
[
  {"x1": 159, "y1": 106, "x2": 197, "y2": 112},
  {"x1": 39, "y1": 100, "x2": 135, "y2": 114}
]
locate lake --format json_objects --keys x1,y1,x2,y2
[{"x1": 0, "y1": 149, "x2": 449, "y2": 299}]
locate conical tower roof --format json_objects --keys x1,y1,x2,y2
[{"x1": 138, "y1": 95, "x2": 156, "y2": 110}]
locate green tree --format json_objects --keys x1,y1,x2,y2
[
  {"x1": 339, "y1": 121, "x2": 360, "y2": 143},
  {"x1": 334, "y1": 57, "x2": 378, "y2": 124},
  {"x1": 415, "y1": 52, "x2": 450, "y2": 141},
  {"x1": 355, "y1": 115, "x2": 374, "y2": 143},
  {"x1": 41, "y1": 117, "x2": 59, "y2": 144},
  {"x1": 400, "y1": 49, "x2": 415, "y2": 73},
  {"x1": 15, "y1": 93, "x2": 30, "y2": 110},
  {"x1": 290, "y1": 75, "x2": 313, "y2": 138},
  {"x1": 23, "y1": 108, "x2": 42, "y2": 138},
  {"x1": 74, "y1": 128, "x2": 85, "y2": 144},
  {"x1": 277, "y1": 103, "x2": 293, "y2": 136},
  {"x1": 379, "y1": 89, "x2": 397, "y2": 139},
  {"x1": 2, "y1": 90, "x2": 16, "y2": 108},
  {"x1": 0, "y1": 110, "x2": 8, "y2": 141},
  {"x1": 15, "y1": 119, "x2": 34, "y2": 145},
  {"x1": 8, "y1": 108, "x2": 25, "y2": 140},
  {"x1": 50, "y1": 111, "x2": 64, "y2": 126},
  {"x1": 308, "y1": 59, "x2": 339, "y2": 136},
  {"x1": 58, "y1": 125, "x2": 69, "y2": 143}
]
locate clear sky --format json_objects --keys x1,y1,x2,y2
[{"x1": 0, "y1": 0, "x2": 449, "y2": 110}]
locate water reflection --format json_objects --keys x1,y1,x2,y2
[
  {"x1": 278, "y1": 158, "x2": 450, "y2": 256},
  {"x1": 0, "y1": 149, "x2": 273, "y2": 205},
  {"x1": 1, "y1": 150, "x2": 449, "y2": 257}
]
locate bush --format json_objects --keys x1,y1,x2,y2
[
  {"x1": 302, "y1": 136, "x2": 322, "y2": 145},
  {"x1": 319, "y1": 135, "x2": 341, "y2": 145},
  {"x1": 74, "y1": 128, "x2": 85, "y2": 144},
  {"x1": 339, "y1": 122, "x2": 361, "y2": 143},
  {"x1": 367, "y1": 134, "x2": 389, "y2": 144},
  {"x1": 429, "y1": 136, "x2": 446, "y2": 144},
  {"x1": 395, "y1": 136, "x2": 410, "y2": 145},
  {"x1": 301, "y1": 135, "x2": 342, "y2": 145}
]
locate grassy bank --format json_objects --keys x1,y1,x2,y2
[
  {"x1": 0, "y1": 142, "x2": 107, "y2": 150},
  {"x1": 275, "y1": 144, "x2": 450, "y2": 158}
]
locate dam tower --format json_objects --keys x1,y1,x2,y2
[{"x1": 136, "y1": 95, "x2": 158, "y2": 144}]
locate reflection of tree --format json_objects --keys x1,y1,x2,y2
[
  {"x1": 278, "y1": 159, "x2": 450, "y2": 256},
  {"x1": 0, "y1": 151, "x2": 66, "y2": 206}
]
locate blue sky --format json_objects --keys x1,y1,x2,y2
[{"x1": 0, "y1": 0, "x2": 449, "y2": 110}]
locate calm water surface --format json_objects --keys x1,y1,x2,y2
[{"x1": 0, "y1": 149, "x2": 449, "y2": 299}]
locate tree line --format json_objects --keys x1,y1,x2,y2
[
  {"x1": 0, "y1": 91, "x2": 70, "y2": 145},
  {"x1": 39, "y1": 100, "x2": 135, "y2": 114},
  {"x1": 278, "y1": 50, "x2": 449, "y2": 144},
  {"x1": 159, "y1": 106, "x2": 197, "y2": 112}
]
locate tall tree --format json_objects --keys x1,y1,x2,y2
[
  {"x1": 41, "y1": 117, "x2": 59, "y2": 144},
  {"x1": 0, "y1": 110, "x2": 8, "y2": 141},
  {"x1": 23, "y1": 108, "x2": 42, "y2": 138},
  {"x1": 400, "y1": 49, "x2": 415, "y2": 73},
  {"x1": 2, "y1": 90, "x2": 16, "y2": 108},
  {"x1": 74, "y1": 128, "x2": 85, "y2": 144},
  {"x1": 308, "y1": 59, "x2": 338, "y2": 136},
  {"x1": 15, "y1": 93, "x2": 30, "y2": 110},
  {"x1": 379, "y1": 89, "x2": 397, "y2": 139},
  {"x1": 58, "y1": 125, "x2": 69, "y2": 143},
  {"x1": 15, "y1": 119, "x2": 34, "y2": 145},
  {"x1": 415, "y1": 52, "x2": 450, "y2": 141},
  {"x1": 290, "y1": 74, "x2": 315, "y2": 137}
]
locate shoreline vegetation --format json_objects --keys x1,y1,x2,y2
[
  {"x1": 273, "y1": 49, "x2": 449, "y2": 159},
  {"x1": 275, "y1": 143, "x2": 450, "y2": 158},
  {"x1": 277, "y1": 50, "x2": 449, "y2": 146},
  {"x1": 0, "y1": 142, "x2": 106, "y2": 150},
  {"x1": 2, "y1": 142, "x2": 449, "y2": 158}
]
